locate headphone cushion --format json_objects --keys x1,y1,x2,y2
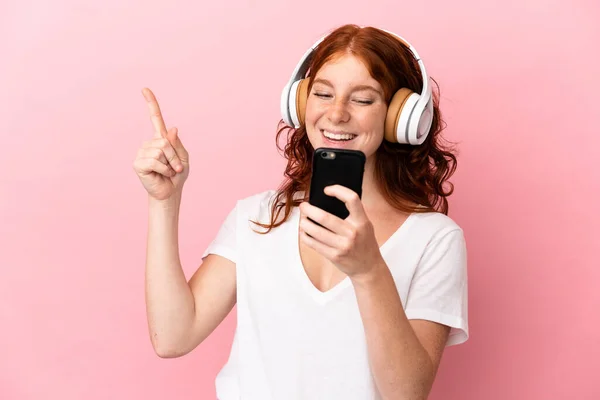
[
  {"x1": 384, "y1": 87, "x2": 415, "y2": 143},
  {"x1": 295, "y1": 78, "x2": 310, "y2": 126}
]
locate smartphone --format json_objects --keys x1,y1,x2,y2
[{"x1": 308, "y1": 148, "x2": 366, "y2": 220}]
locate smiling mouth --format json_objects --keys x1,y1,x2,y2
[{"x1": 321, "y1": 129, "x2": 357, "y2": 142}]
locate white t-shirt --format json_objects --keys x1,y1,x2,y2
[{"x1": 201, "y1": 190, "x2": 468, "y2": 400}]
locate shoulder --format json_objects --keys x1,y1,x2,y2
[
  {"x1": 402, "y1": 212, "x2": 467, "y2": 284},
  {"x1": 236, "y1": 189, "x2": 278, "y2": 210},
  {"x1": 409, "y1": 211, "x2": 465, "y2": 244},
  {"x1": 234, "y1": 189, "x2": 279, "y2": 222}
]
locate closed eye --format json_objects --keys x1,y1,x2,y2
[{"x1": 313, "y1": 92, "x2": 374, "y2": 105}]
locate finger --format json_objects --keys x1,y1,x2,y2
[
  {"x1": 159, "y1": 129, "x2": 184, "y2": 172},
  {"x1": 135, "y1": 157, "x2": 176, "y2": 177},
  {"x1": 299, "y1": 202, "x2": 348, "y2": 235},
  {"x1": 142, "y1": 88, "x2": 168, "y2": 139},
  {"x1": 141, "y1": 133, "x2": 184, "y2": 172},
  {"x1": 163, "y1": 128, "x2": 184, "y2": 172},
  {"x1": 299, "y1": 215, "x2": 340, "y2": 248},
  {"x1": 167, "y1": 127, "x2": 189, "y2": 163},
  {"x1": 138, "y1": 148, "x2": 178, "y2": 176},
  {"x1": 138, "y1": 146, "x2": 168, "y2": 165},
  {"x1": 323, "y1": 185, "x2": 366, "y2": 219},
  {"x1": 299, "y1": 228, "x2": 336, "y2": 260},
  {"x1": 143, "y1": 158, "x2": 175, "y2": 177}
]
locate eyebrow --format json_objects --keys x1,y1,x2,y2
[{"x1": 312, "y1": 78, "x2": 383, "y2": 97}]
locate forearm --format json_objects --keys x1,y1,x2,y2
[
  {"x1": 145, "y1": 191, "x2": 195, "y2": 355},
  {"x1": 351, "y1": 261, "x2": 434, "y2": 400}
]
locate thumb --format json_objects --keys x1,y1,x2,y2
[
  {"x1": 167, "y1": 127, "x2": 188, "y2": 161},
  {"x1": 166, "y1": 126, "x2": 178, "y2": 142}
]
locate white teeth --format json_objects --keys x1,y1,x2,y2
[{"x1": 323, "y1": 130, "x2": 356, "y2": 141}]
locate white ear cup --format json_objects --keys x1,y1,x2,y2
[
  {"x1": 402, "y1": 90, "x2": 432, "y2": 145},
  {"x1": 280, "y1": 81, "x2": 293, "y2": 127},
  {"x1": 281, "y1": 79, "x2": 308, "y2": 128},
  {"x1": 414, "y1": 97, "x2": 434, "y2": 144},
  {"x1": 395, "y1": 92, "x2": 420, "y2": 144}
]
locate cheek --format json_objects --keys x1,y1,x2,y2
[
  {"x1": 375, "y1": 106, "x2": 388, "y2": 130},
  {"x1": 304, "y1": 98, "x2": 321, "y2": 125},
  {"x1": 303, "y1": 101, "x2": 321, "y2": 143},
  {"x1": 358, "y1": 108, "x2": 386, "y2": 133}
]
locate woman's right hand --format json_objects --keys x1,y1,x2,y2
[{"x1": 133, "y1": 88, "x2": 190, "y2": 200}]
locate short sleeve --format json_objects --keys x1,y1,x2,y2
[
  {"x1": 404, "y1": 228, "x2": 469, "y2": 346},
  {"x1": 201, "y1": 203, "x2": 238, "y2": 264}
]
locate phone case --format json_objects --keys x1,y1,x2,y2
[{"x1": 308, "y1": 148, "x2": 366, "y2": 220}]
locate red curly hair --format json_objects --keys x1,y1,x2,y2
[{"x1": 253, "y1": 24, "x2": 458, "y2": 233}]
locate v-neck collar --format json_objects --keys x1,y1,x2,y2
[{"x1": 290, "y1": 206, "x2": 417, "y2": 305}]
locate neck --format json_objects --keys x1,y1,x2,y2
[{"x1": 360, "y1": 157, "x2": 387, "y2": 212}]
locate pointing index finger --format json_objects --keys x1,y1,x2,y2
[{"x1": 142, "y1": 88, "x2": 168, "y2": 138}]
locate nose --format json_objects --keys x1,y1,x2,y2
[{"x1": 326, "y1": 99, "x2": 350, "y2": 124}]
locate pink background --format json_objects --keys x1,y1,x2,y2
[{"x1": 1, "y1": 0, "x2": 599, "y2": 399}]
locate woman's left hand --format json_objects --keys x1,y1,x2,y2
[{"x1": 299, "y1": 184, "x2": 385, "y2": 281}]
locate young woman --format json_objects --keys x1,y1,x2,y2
[{"x1": 134, "y1": 24, "x2": 468, "y2": 400}]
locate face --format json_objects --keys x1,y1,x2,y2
[{"x1": 304, "y1": 53, "x2": 387, "y2": 161}]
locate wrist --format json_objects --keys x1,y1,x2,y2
[
  {"x1": 149, "y1": 191, "x2": 182, "y2": 211},
  {"x1": 350, "y1": 257, "x2": 390, "y2": 289}
]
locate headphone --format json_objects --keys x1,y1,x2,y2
[{"x1": 280, "y1": 27, "x2": 434, "y2": 145}]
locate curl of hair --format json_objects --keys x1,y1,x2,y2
[{"x1": 252, "y1": 24, "x2": 458, "y2": 233}]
